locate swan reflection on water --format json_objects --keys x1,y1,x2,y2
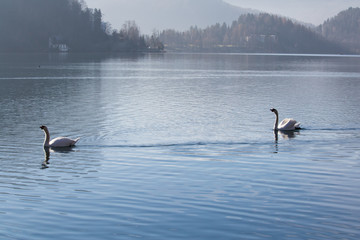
[
  {"x1": 273, "y1": 130, "x2": 301, "y2": 153},
  {"x1": 41, "y1": 146, "x2": 75, "y2": 169},
  {"x1": 274, "y1": 129, "x2": 300, "y2": 141},
  {"x1": 42, "y1": 147, "x2": 50, "y2": 168}
]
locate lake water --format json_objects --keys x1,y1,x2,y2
[{"x1": 0, "y1": 52, "x2": 360, "y2": 239}]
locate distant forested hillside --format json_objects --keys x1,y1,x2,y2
[
  {"x1": 0, "y1": 0, "x2": 162, "y2": 52},
  {"x1": 318, "y1": 7, "x2": 360, "y2": 53},
  {"x1": 159, "y1": 13, "x2": 349, "y2": 54}
]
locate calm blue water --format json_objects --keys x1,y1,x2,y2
[{"x1": 0, "y1": 53, "x2": 360, "y2": 239}]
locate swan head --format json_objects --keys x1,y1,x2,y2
[
  {"x1": 270, "y1": 108, "x2": 278, "y2": 114},
  {"x1": 40, "y1": 125, "x2": 48, "y2": 131}
]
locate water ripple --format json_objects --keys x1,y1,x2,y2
[{"x1": 1, "y1": 53, "x2": 360, "y2": 239}]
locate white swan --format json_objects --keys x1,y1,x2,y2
[
  {"x1": 40, "y1": 125, "x2": 80, "y2": 147},
  {"x1": 270, "y1": 108, "x2": 301, "y2": 131}
]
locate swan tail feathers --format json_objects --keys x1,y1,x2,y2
[
  {"x1": 294, "y1": 122, "x2": 301, "y2": 129},
  {"x1": 68, "y1": 138, "x2": 80, "y2": 147}
]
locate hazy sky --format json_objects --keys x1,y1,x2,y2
[
  {"x1": 85, "y1": 0, "x2": 360, "y2": 33},
  {"x1": 225, "y1": 0, "x2": 360, "y2": 25}
]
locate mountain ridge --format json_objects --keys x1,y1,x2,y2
[
  {"x1": 159, "y1": 12, "x2": 350, "y2": 54},
  {"x1": 318, "y1": 7, "x2": 360, "y2": 53},
  {"x1": 86, "y1": 0, "x2": 258, "y2": 34}
]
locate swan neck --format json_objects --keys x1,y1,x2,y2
[
  {"x1": 43, "y1": 128, "x2": 50, "y2": 147},
  {"x1": 274, "y1": 112, "x2": 279, "y2": 130}
]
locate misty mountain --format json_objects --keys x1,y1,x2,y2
[
  {"x1": 1, "y1": 0, "x2": 356, "y2": 54},
  {"x1": 318, "y1": 7, "x2": 360, "y2": 53},
  {"x1": 159, "y1": 13, "x2": 349, "y2": 54},
  {"x1": 97, "y1": 0, "x2": 257, "y2": 34}
]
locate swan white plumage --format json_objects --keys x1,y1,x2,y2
[
  {"x1": 270, "y1": 108, "x2": 301, "y2": 131},
  {"x1": 40, "y1": 125, "x2": 79, "y2": 147}
]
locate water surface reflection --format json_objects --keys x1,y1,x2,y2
[
  {"x1": 0, "y1": 53, "x2": 360, "y2": 240},
  {"x1": 41, "y1": 146, "x2": 76, "y2": 169}
]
